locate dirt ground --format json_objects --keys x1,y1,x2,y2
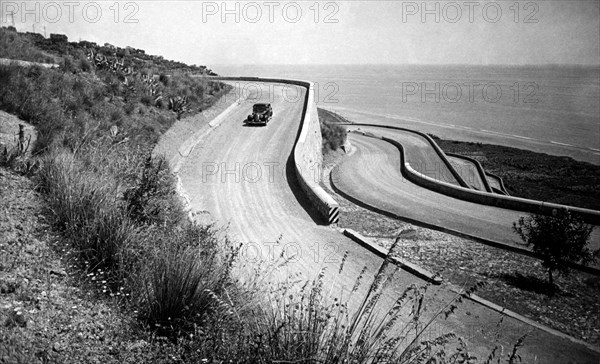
[{"x1": 0, "y1": 165, "x2": 185, "y2": 363}]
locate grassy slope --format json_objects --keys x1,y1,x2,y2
[{"x1": 0, "y1": 167, "x2": 140, "y2": 364}]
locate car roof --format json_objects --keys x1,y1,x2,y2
[{"x1": 254, "y1": 103, "x2": 270, "y2": 106}]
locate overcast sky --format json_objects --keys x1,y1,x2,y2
[{"x1": 1, "y1": 0, "x2": 599, "y2": 65}]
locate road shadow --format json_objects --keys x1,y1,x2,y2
[
  {"x1": 285, "y1": 150, "x2": 327, "y2": 226},
  {"x1": 492, "y1": 272, "x2": 572, "y2": 297},
  {"x1": 284, "y1": 106, "x2": 328, "y2": 226},
  {"x1": 242, "y1": 123, "x2": 267, "y2": 127}
]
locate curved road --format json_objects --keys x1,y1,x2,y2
[
  {"x1": 334, "y1": 132, "x2": 525, "y2": 246},
  {"x1": 333, "y1": 126, "x2": 600, "y2": 251},
  {"x1": 354, "y1": 127, "x2": 462, "y2": 187},
  {"x1": 177, "y1": 82, "x2": 599, "y2": 362}
]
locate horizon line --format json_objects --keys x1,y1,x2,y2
[{"x1": 212, "y1": 63, "x2": 600, "y2": 67}]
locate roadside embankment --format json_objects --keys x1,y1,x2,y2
[{"x1": 446, "y1": 152, "x2": 493, "y2": 192}]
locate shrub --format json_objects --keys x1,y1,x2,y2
[
  {"x1": 513, "y1": 209, "x2": 598, "y2": 288},
  {"x1": 0, "y1": 27, "x2": 54, "y2": 63},
  {"x1": 321, "y1": 120, "x2": 347, "y2": 152},
  {"x1": 124, "y1": 155, "x2": 183, "y2": 226},
  {"x1": 159, "y1": 73, "x2": 170, "y2": 86},
  {"x1": 318, "y1": 108, "x2": 347, "y2": 153},
  {"x1": 140, "y1": 94, "x2": 155, "y2": 106}
]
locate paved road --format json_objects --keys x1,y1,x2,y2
[
  {"x1": 334, "y1": 128, "x2": 600, "y2": 251},
  {"x1": 178, "y1": 82, "x2": 600, "y2": 363},
  {"x1": 357, "y1": 126, "x2": 462, "y2": 187},
  {"x1": 334, "y1": 132, "x2": 525, "y2": 247}
]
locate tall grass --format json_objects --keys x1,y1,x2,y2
[
  {"x1": 37, "y1": 148, "x2": 136, "y2": 274},
  {"x1": 124, "y1": 155, "x2": 183, "y2": 227},
  {"x1": 173, "y1": 237, "x2": 482, "y2": 363},
  {"x1": 134, "y1": 223, "x2": 240, "y2": 332}
]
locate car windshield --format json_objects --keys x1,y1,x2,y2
[{"x1": 253, "y1": 104, "x2": 268, "y2": 112}]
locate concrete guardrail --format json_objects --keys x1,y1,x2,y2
[{"x1": 343, "y1": 228, "x2": 443, "y2": 284}]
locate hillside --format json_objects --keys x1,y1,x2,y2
[
  {"x1": 0, "y1": 27, "x2": 539, "y2": 363},
  {"x1": 0, "y1": 27, "x2": 237, "y2": 362}
]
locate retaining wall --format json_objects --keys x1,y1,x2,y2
[
  {"x1": 445, "y1": 152, "x2": 493, "y2": 192},
  {"x1": 485, "y1": 171, "x2": 510, "y2": 195}
]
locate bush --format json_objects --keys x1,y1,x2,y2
[
  {"x1": 124, "y1": 155, "x2": 183, "y2": 226},
  {"x1": 0, "y1": 27, "x2": 54, "y2": 63},
  {"x1": 513, "y1": 209, "x2": 598, "y2": 288},
  {"x1": 159, "y1": 73, "x2": 170, "y2": 86},
  {"x1": 321, "y1": 120, "x2": 347, "y2": 152},
  {"x1": 140, "y1": 94, "x2": 155, "y2": 106},
  {"x1": 317, "y1": 108, "x2": 347, "y2": 153}
]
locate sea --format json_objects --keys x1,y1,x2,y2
[{"x1": 213, "y1": 64, "x2": 600, "y2": 164}]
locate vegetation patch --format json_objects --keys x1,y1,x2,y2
[{"x1": 318, "y1": 108, "x2": 348, "y2": 154}]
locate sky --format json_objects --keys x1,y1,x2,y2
[{"x1": 1, "y1": 0, "x2": 599, "y2": 65}]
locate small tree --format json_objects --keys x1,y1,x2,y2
[{"x1": 513, "y1": 209, "x2": 598, "y2": 288}]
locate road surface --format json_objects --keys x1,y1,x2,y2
[
  {"x1": 333, "y1": 132, "x2": 525, "y2": 247},
  {"x1": 332, "y1": 126, "x2": 600, "y2": 251},
  {"x1": 177, "y1": 82, "x2": 600, "y2": 363}
]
